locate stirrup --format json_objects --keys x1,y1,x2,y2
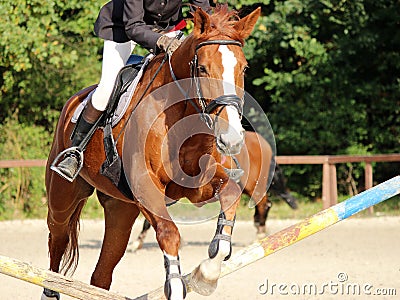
[{"x1": 50, "y1": 146, "x2": 84, "y2": 182}]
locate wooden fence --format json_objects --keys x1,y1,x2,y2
[
  {"x1": 276, "y1": 154, "x2": 400, "y2": 209},
  {"x1": 1, "y1": 154, "x2": 400, "y2": 209}
]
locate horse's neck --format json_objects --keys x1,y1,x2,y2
[
  {"x1": 145, "y1": 43, "x2": 219, "y2": 166},
  {"x1": 170, "y1": 37, "x2": 194, "y2": 79}
]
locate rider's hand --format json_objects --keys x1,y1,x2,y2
[{"x1": 156, "y1": 35, "x2": 182, "y2": 55}]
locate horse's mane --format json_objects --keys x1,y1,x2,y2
[{"x1": 196, "y1": 4, "x2": 245, "y2": 45}]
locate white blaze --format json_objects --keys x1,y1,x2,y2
[
  {"x1": 218, "y1": 45, "x2": 243, "y2": 150},
  {"x1": 219, "y1": 45, "x2": 237, "y2": 95}
]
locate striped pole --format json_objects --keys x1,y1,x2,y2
[
  {"x1": 0, "y1": 255, "x2": 134, "y2": 300},
  {"x1": 136, "y1": 175, "x2": 400, "y2": 299}
]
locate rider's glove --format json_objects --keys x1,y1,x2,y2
[{"x1": 156, "y1": 35, "x2": 182, "y2": 55}]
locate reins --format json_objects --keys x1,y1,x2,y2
[
  {"x1": 115, "y1": 33, "x2": 186, "y2": 143},
  {"x1": 114, "y1": 49, "x2": 171, "y2": 144}
]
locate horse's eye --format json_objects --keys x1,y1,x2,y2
[
  {"x1": 198, "y1": 65, "x2": 208, "y2": 75},
  {"x1": 243, "y1": 65, "x2": 249, "y2": 74}
]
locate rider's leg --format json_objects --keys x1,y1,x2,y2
[
  {"x1": 54, "y1": 40, "x2": 136, "y2": 180},
  {"x1": 54, "y1": 99, "x2": 103, "y2": 179},
  {"x1": 91, "y1": 40, "x2": 136, "y2": 111}
]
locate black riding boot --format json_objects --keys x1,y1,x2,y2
[{"x1": 52, "y1": 98, "x2": 103, "y2": 181}]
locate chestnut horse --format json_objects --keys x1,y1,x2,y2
[{"x1": 44, "y1": 5, "x2": 261, "y2": 300}]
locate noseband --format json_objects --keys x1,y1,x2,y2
[{"x1": 169, "y1": 39, "x2": 244, "y2": 130}]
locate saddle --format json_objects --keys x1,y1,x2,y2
[
  {"x1": 100, "y1": 54, "x2": 155, "y2": 198},
  {"x1": 68, "y1": 54, "x2": 153, "y2": 197},
  {"x1": 72, "y1": 54, "x2": 148, "y2": 127}
]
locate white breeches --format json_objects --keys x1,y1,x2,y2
[{"x1": 91, "y1": 40, "x2": 136, "y2": 111}]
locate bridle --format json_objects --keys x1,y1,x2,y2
[
  {"x1": 169, "y1": 39, "x2": 244, "y2": 130},
  {"x1": 115, "y1": 38, "x2": 245, "y2": 145}
]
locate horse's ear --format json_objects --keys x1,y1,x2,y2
[
  {"x1": 193, "y1": 7, "x2": 212, "y2": 38},
  {"x1": 234, "y1": 7, "x2": 261, "y2": 40}
]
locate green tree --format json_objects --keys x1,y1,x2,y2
[
  {"x1": 0, "y1": 0, "x2": 102, "y2": 128},
  {"x1": 1, "y1": 0, "x2": 399, "y2": 202},
  {"x1": 235, "y1": 0, "x2": 400, "y2": 196}
]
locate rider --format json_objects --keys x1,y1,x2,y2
[{"x1": 53, "y1": 0, "x2": 212, "y2": 181}]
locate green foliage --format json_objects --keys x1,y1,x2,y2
[
  {"x1": 236, "y1": 0, "x2": 400, "y2": 197},
  {"x1": 0, "y1": 0, "x2": 399, "y2": 218},
  {"x1": 0, "y1": 116, "x2": 52, "y2": 219},
  {"x1": 0, "y1": 0, "x2": 103, "y2": 128}
]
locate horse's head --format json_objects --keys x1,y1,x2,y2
[{"x1": 171, "y1": 5, "x2": 261, "y2": 156}]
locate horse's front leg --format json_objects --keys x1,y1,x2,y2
[
  {"x1": 190, "y1": 178, "x2": 241, "y2": 295},
  {"x1": 143, "y1": 206, "x2": 186, "y2": 300}
]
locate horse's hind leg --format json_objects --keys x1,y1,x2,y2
[
  {"x1": 191, "y1": 178, "x2": 241, "y2": 296},
  {"x1": 90, "y1": 191, "x2": 140, "y2": 290},
  {"x1": 43, "y1": 175, "x2": 94, "y2": 300},
  {"x1": 254, "y1": 195, "x2": 272, "y2": 239},
  {"x1": 131, "y1": 218, "x2": 151, "y2": 251}
]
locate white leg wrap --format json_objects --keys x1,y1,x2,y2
[
  {"x1": 164, "y1": 252, "x2": 185, "y2": 300},
  {"x1": 41, "y1": 294, "x2": 54, "y2": 300}
]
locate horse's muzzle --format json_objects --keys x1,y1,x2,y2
[{"x1": 216, "y1": 129, "x2": 245, "y2": 156}]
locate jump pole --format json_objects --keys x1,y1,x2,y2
[
  {"x1": 0, "y1": 176, "x2": 399, "y2": 300},
  {"x1": 135, "y1": 175, "x2": 400, "y2": 300},
  {"x1": 0, "y1": 255, "x2": 134, "y2": 300}
]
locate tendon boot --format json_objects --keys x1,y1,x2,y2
[{"x1": 51, "y1": 98, "x2": 103, "y2": 182}]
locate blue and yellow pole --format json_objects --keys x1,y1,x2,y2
[
  {"x1": 220, "y1": 175, "x2": 400, "y2": 277},
  {"x1": 136, "y1": 176, "x2": 400, "y2": 299}
]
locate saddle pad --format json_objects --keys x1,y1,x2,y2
[{"x1": 72, "y1": 54, "x2": 150, "y2": 127}]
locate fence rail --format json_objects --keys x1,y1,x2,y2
[
  {"x1": 0, "y1": 159, "x2": 47, "y2": 168},
  {"x1": 276, "y1": 154, "x2": 400, "y2": 209},
  {"x1": 1, "y1": 154, "x2": 400, "y2": 209}
]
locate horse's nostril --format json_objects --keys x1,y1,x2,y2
[
  {"x1": 217, "y1": 137, "x2": 228, "y2": 150},
  {"x1": 216, "y1": 134, "x2": 244, "y2": 156}
]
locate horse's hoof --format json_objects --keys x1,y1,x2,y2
[
  {"x1": 189, "y1": 265, "x2": 218, "y2": 296},
  {"x1": 131, "y1": 239, "x2": 143, "y2": 252},
  {"x1": 256, "y1": 226, "x2": 267, "y2": 240},
  {"x1": 256, "y1": 232, "x2": 267, "y2": 240}
]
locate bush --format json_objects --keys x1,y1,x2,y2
[{"x1": 0, "y1": 116, "x2": 52, "y2": 219}]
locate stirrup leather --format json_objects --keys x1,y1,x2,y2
[{"x1": 50, "y1": 146, "x2": 84, "y2": 182}]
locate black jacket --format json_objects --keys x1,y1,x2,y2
[{"x1": 94, "y1": 0, "x2": 211, "y2": 51}]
